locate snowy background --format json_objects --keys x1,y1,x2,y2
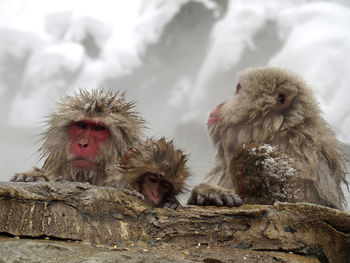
[{"x1": 0, "y1": 0, "x2": 349, "y2": 209}]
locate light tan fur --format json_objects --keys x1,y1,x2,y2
[
  {"x1": 12, "y1": 89, "x2": 145, "y2": 185},
  {"x1": 206, "y1": 66, "x2": 348, "y2": 209}
]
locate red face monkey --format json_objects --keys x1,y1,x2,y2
[{"x1": 11, "y1": 89, "x2": 145, "y2": 185}]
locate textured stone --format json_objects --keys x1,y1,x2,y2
[{"x1": 0, "y1": 181, "x2": 349, "y2": 263}]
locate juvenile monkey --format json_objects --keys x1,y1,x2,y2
[
  {"x1": 11, "y1": 89, "x2": 145, "y2": 185},
  {"x1": 104, "y1": 138, "x2": 190, "y2": 209},
  {"x1": 191, "y1": 66, "x2": 348, "y2": 209}
]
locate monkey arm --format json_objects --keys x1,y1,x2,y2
[
  {"x1": 10, "y1": 167, "x2": 49, "y2": 182},
  {"x1": 108, "y1": 180, "x2": 146, "y2": 201},
  {"x1": 187, "y1": 183, "x2": 242, "y2": 207},
  {"x1": 205, "y1": 144, "x2": 235, "y2": 188}
]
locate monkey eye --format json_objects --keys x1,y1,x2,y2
[
  {"x1": 146, "y1": 174, "x2": 158, "y2": 183},
  {"x1": 93, "y1": 125, "x2": 106, "y2": 131},
  {"x1": 277, "y1": 93, "x2": 286, "y2": 105},
  {"x1": 235, "y1": 83, "x2": 241, "y2": 94},
  {"x1": 149, "y1": 177, "x2": 157, "y2": 183},
  {"x1": 75, "y1": 121, "x2": 87, "y2": 129},
  {"x1": 160, "y1": 181, "x2": 171, "y2": 191}
]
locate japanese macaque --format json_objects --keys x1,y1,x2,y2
[
  {"x1": 103, "y1": 138, "x2": 190, "y2": 209},
  {"x1": 190, "y1": 66, "x2": 348, "y2": 210},
  {"x1": 11, "y1": 89, "x2": 145, "y2": 185}
]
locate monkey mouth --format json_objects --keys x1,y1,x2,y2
[
  {"x1": 70, "y1": 158, "x2": 95, "y2": 169},
  {"x1": 207, "y1": 103, "x2": 224, "y2": 127}
]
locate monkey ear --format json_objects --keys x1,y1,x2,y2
[
  {"x1": 274, "y1": 92, "x2": 293, "y2": 111},
  {"x1": 119, "y1": 147, "x2": 135, "y2": 167},
  {"x1": 235, "y1": 82, "x2": 242, "y2": 94}
]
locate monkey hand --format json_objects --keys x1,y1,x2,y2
[
  {"x1": 112, "y1": 181, "x2": 146, "y2": 201},
  {"x1": 10, "y1": 167, "x2": 49, "y2": 182},
  {"x1": 187, "y1": 183, "x2": 243, "y2": 207},
  {"x1": 161, "y1": 198, "x2": 183, "y2": 210}
]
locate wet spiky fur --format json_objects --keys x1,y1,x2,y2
[
  {"x1": 116, "y1": 138, "x2": 190, "y2": 196},
  {"x1": 206, "y1": 66, "x2": 348, "y2": 209},
  {"x1": 39, "y1": 89, "x2": 145, "y2": 184}
]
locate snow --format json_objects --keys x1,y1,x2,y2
[{"x1": 0, "y1": 0, "x2": 349, "y2": 209}]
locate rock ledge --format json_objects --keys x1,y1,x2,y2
[{"x1": 0, "y1": 181, "x2": 349, "y2": 263}]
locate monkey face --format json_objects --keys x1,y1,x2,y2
[
  {"x1": 68, "y1": 120, "x2": 110, "y2": 169},
  {"x1": 207, "y1": 103, "x2": 224, "y2": 127},
  {"x1": 140, "y1": 173, "x2": 173, "y2": 206},
  {"x1": 236, "y1": 67, "x2": 301, "y2": 113}
]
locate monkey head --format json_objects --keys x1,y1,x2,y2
[
  {"x1": 204, "y1": 66, "x2": 347, "y2": 210},
  {"x1": 41, "y1": 89, "x2": 145, "y2": 182},
  {"x1": 117, "y1": 138, "x2": 190, "y2": 206},
  {"x1": 208, "y1": 66, "x2": 321, "y2": 153}
]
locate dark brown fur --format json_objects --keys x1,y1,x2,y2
[
  {"x1": 104, "y1": 137, "x2": 190, "y2": 208},
  {"x1": 229, "y1": 143, "x2": 327, "y2": 206}
]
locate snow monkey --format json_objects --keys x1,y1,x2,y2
[
  {"x1": 103, "y1": 138, "x2": 190, "y2": 209},
  {"x1": 11, "y1": 89, "x2": 145, "y2": 185},
  {"x1": 190, "y1": 66, "x2": 348, "y2": 210}
]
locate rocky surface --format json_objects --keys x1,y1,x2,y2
[{"x1": 0, "y1": 181, "x2": 349, "y2": 263}]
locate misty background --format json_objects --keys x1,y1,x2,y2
[{"x1": 0, "y1": 0, "x2": 349, "y2": 209}]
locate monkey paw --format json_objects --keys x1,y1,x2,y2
[
  {"x1": 161, "y1": 198, "x2": 183, "y2": 210},
  {"x1": 187, "y1": 183, "x2": 243, "y2": 207},
  {"x1": 122, "y1": 189, "x2": 146, "y2": 201},
  {"x1": 109, "y1": 181, "x2": 146, "y2": 201},
  {"x1": 10, "y1": 168, "x2": 48, "y2": 183},
  {"x1": 11, "y1": 173, "x2": 48, "y2": 183}
]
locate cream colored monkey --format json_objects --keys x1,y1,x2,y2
[{"x1": 190, "y1": 67, "x2": 347, "y2": 210}]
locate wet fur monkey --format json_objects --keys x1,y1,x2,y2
[
  {"x1": 11, "y1": 89, "x2": 145, "y2": 185},
  {"x1": 190, "y1": 66, "x2": 348, "y2": 210},
  {"x1": 104, "y1": 138, "x2": 190, "y2": 209}
]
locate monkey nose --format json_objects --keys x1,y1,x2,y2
[
  {"x1": 78, "y1": 139, "x2": 89, "y2": 148},
  {"x1": 149, "y1": 191, "x2": 160, "y2": 203},
  {"x1": 150, "y1": 190, "x2": 158, "y2": 199}
]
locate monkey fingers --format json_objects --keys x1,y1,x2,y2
[
  {"x1": 162, "y1": 202, "x2": 182, "y2": 210},
  {"x1": 10, "y1": 168, "x2": 48, "y2": 183},
  {"x1": 187, "y1": 183, "x2": 243, "y2": 207},
  {"x1": 204, "y1": 193, "x2": 242, "y2": 207},
  {"x1": 122, "y1": 188, "x2": 146, "y2": 201},
  {"x1": 191, "y1": 192, "x2": 224, "y2": 207},
  {"x1": 110, "y1": 181, "x2": 146, "y2": 201},
  {"x1": 222, "y1": 194, "x2": 243, "y2": 207},
  {"x1": 162, "y1": 198, "x2": 183, "y2": 210},
  {"x1": 207, "y1": 192, "x2": 225, "y2": 206},
  {"x1": 55, "y1": 176, "x2": 64, "y2": 181},
  {"x1": 194, "y1": 195, "x2": 206, "y2": 206},
  {"x1": 11, "y1": 174, "x2": 46, "y2": 182},
  {"x1": 10, "y1": 174, "x2": 25, "y2": 182}
]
